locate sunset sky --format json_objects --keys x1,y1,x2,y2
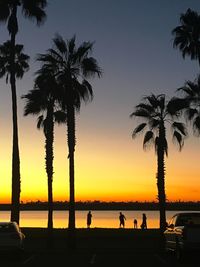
[{"x1": 0, "y1": 0, "x2": 200, "y2": 203}]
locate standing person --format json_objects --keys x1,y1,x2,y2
[
  {"x1": 119, "y1": 212, "x2": 126, "y2": 228},
  {"x1": 141, "y1": 213, "x2": 147, "y2": 229},
  {"x1": 87, "y1": 211, "x2": 92, "y2": 228},
  {"x1": 134, "y1": 219, "x2": 138, "y2": 229}
]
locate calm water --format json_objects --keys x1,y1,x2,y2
[{"x1": 0, "y1": 210, "x2": 193, "y2": 228}]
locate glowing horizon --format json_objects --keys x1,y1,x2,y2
[
  {"x1": 0, "y1": 124, "x2": 200, "y2": 204},
  {"x1": 0, "y1": 1, "x2": 200, "y2": 205}
]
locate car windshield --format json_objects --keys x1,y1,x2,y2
[
  {"x1": 0, "y1": 224, "x2": 16, "y2": 233},
  {"x1": 176, "y1": 214, "x2": 200, "y2": 226}
]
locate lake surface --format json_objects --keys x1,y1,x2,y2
[{"x1": 0, "y1": 210, "x2": 195, "y2": 228}]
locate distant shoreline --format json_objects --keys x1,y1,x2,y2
[{"x1": 0, "y1": 201, "x2": 200, "y2": 211}]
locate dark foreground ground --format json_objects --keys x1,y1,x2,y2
[{"x1": 0, "y1": 228, "x2": 199, "y2": 267}]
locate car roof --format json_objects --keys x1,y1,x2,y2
[{"x1": 173, "y1": 212, "x2": 200, "y2": 217}]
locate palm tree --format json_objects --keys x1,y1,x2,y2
[
  {"x1": 130, "y1": 94, "x2": 187, "y2": 232},
  {"x1": 22, "y1": 72, "x2": 66, "y2": 231},
  {"x1": 0, "y1": 0, "x2": 47, "y2": 223},
  {"x1": 172, "y1": 8, "x2": 200, "y2": 65},
  {"x1": 177, "y1": 75, "x2": 200, "y2": 136},
  {"x1": 36, "y1": 34, "x2": 101, "y2": 242},
  {"x1": 0, "y1": 40, "x2": 29, "y2": 222}
]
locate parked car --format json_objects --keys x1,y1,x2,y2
[
  {"x1": 164, "y1": 212, "x2": 200, "y2": 260},
  {"x1": 0, "y1": 222, "x2": 25, "y2": 252}
]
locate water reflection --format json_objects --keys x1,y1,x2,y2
[{"x1": 0, "y1": 210, "x2": 190, "y2": 228}]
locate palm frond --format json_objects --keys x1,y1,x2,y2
[
  {"x1": 177, "y1": 85, "x2": 194, "y2": 96},
  {"x1": 81, "y1": 57, "x2": 102, "y2": 78},
  {"x1": 53, "y1": 34, "x2": 68, "y2": 54},
  {"x1": 37, "y1": 115, "x2": 44, "y2": 129},
  {"x1": 171, "y1": 122, "x2": 187, "y2": 136},
  {"x1": 132, "y1": 123, "x2": 147, "y2": 138},
  {"x1": 193, "y1": 116, "x2": 200, "y2": 136},
  {"x1": 81, "y1": 79, "x2": 94, "y2": 102},
  {"x1": 149, "y1": 118, "x2": 160, "y2": 129},
  {"x1": 143, "y1": 131, "x2": 154, "y2": 149},
  {"x1": 130, "y1": 109, "x2": 150, "y2": 118},
  {"x1": 48, "y1": 48, "x2": 64, "y2": 63},
  {"x1": 76, "y1": 41, "x2": 93, "y2": 61},
  {"x1": 185, "y1": 108, "x2": 198, "y2": 121},
  {"x1": 21, "y1": 0, "x2": 47, "y2": 25},
  {"x1": 167, "y1": 97, "x2": 188, "y2": 115},
  {"x1": 0, "y1": 2, "x2": 9, "y2": 23},
  {"x1": 158, "y1": 94, "x2": 165, "y2": 111},
  {"x1": 54, "y1": 110, "x2": 67, "y2": 124},
  {"x1": 135, "y1": 103, "x2": 154, "y2": 113},
  {"x1": 22, "y1": 88, "x2": 47, "y2": 116},
  {"x1": 68, "y1": 35, "x2": 76, "y2": 55},
  {"x1": 144, "y1": 94, "x2": 160, "y2": 109},
  {"x1": 173, "y1": 131, "x2": 184, "y2": 151}
]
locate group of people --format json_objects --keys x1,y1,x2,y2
[
  {"x1": 119, "y1": 212, "x2": 147, "y2": 229},
  {"x1": 87, "y1": 211, "x2": 147, "y2": 229}
]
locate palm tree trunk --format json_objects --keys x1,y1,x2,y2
[
  {"x1": 157, "y1": 123, "x2": 166, "y2": 232},
  {"x1": 47, "y1": 179, "x2": 53, "y2": 229},
  {"x1": 67, "y1": 105, "x2": 76, "y2": 249},
  {"x1": 67, "y1": 105, "x2": 76, "y2": 229},
  {"x1": 45, "y1": 104, "x2": 54, "y2": 230},
  {"x1": 10, "y1": 6, "x2": 21, "y2": 224},
  {"x1": 68, "y1": 149, "x2": 75, "y2": 229},
  {"x1": 156, "y1": 157, "x2": 166, "y2": 230},
  {"x1": 156, "y1": 123, "x2": 167, "y2": 252}
]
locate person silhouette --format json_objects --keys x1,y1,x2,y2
[
  {"x1": 134, "y1": 218, "x2": 138, "y2": 229},
  {"x1": 119, "y1": 212, "x2": 126, "y2": 228},
  {"x1": 87, "y1": 211, "x2": 92, "y2": 228},
  {"x1": 141, "y1": 213, "x2": 147, "y2": 229}
]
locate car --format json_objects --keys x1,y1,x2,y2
[
  {"x1": 164, "y1": 212, "x2": 200, "y2": 260},
  {"x1": 0, "y1": 222, "x2": 25, "y2": 252}
]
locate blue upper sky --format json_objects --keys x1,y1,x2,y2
[{"x1": 1, "y1": 1, "x2": 200, "y2": 122}]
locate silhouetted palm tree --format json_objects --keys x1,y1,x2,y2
[
  {"x1": 22, "y1": 72, "x2": 66, "y2": 231},
  {"x1": 0, "y1": 0, "x2": 47, "y2": 223},
  {"x1": 130, "y1": 94, "x2": 187, "y2": 231},
  {"x1": 36, "y1": 34, "x2": 101, "y2": 240},
  {"x1": 177, "y1": 75, "x2": 200, "y2": 135},
  {"x1": 172, "y1": 8, "x2": 200, "y2": 65},
  {"x1": 0, "y1": 40, "x2": 29, "y2": 222}
]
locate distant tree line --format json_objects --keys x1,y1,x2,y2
[{"x1": 0, "y1": 201, "x2": 200, "y2": 211}]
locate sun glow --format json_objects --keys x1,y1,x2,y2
[{"x1": 0, "y1": 111, "x2": 200, "y2": 204}]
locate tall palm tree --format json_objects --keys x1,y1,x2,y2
[
  {"x1": 36, "y1": 34, "x2": 102, "y2": 240},
  {"x1": 172, "y1": 8, "x2": 200, "y2": 65},
  {"x1": 130, "y1": 94, "x2": 187, "y2": 231},
  {"x1": 0, "y1": 0, "x2": 47, "y2": 223},
  {"x1": 177, "y1": 75, "x2": 200, "y2": 136},
  {"x1": 0, "y1": 40, "x2": 29, "y2": 222},
  {"x1": 22, "y1": 72, "x2": 66, "y2": 231}
]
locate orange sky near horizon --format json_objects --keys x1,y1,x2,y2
[
  {"x1": 0, "y1": 114, "x2": 200, "y2": 204},
  {"x1": 0, "y1": 1, "x2": 200, "y2": 204}
]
